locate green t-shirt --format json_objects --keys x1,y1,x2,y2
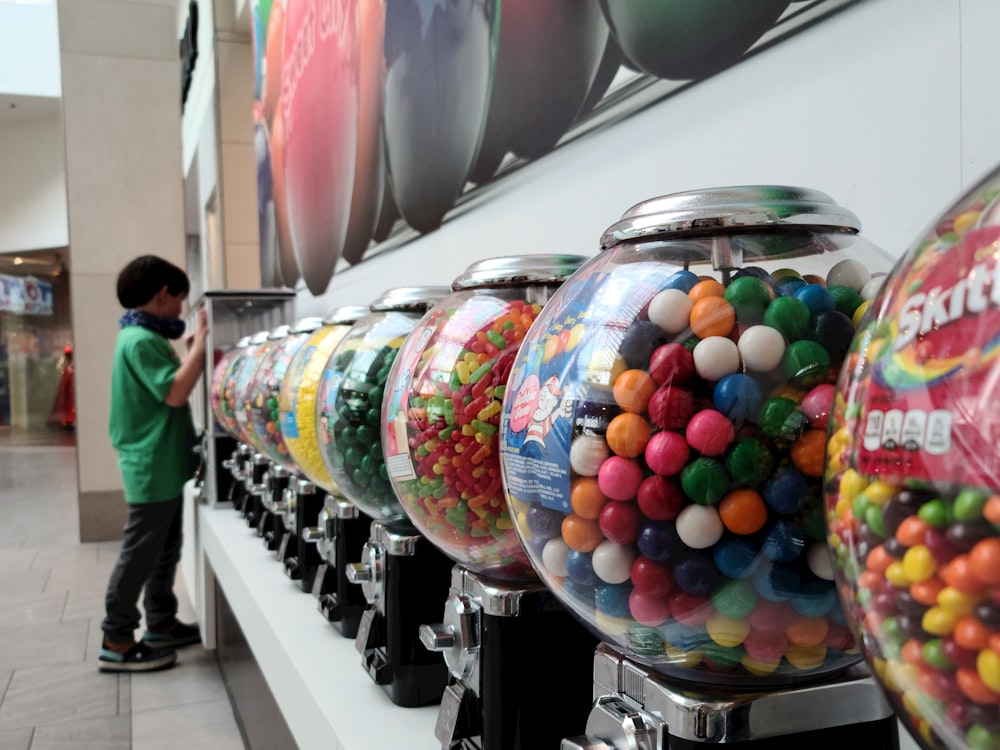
[{"x1": 109, "y1": 326, "x2": 197, "y2": 504}]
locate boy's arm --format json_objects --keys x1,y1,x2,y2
[{"x1": 164, "y1": 309, "x2": 208, "y2": 407}]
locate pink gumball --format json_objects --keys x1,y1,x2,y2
[
  {"x1": 800, "y1": 384, "x2": 835, "y2": 429},
  {"x1": 685, "y1": 409, "x2": 734, "y2": 456},
  {"x1": 629, "y1": 589, "x2": 672, "y2": 627},
  {"x1": 743, "y1": 629, "x2": 788, "y2": 663},
  {"x1": 645, "y1": 431, "x2": 690, "y2": 476},
  {"x1": 597, "y1": 456, "x2": 644, "y2": 501}
]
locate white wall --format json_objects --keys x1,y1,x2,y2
[
  {"x1": 0, "y1": 2, "x2": 60, "y2": 97},
  {"x1": 0, "y1": 116, "x2": 68, "y2": 252},
  {"x1": 297, "y1": 0, "x2": 1000, "y2": 317}
]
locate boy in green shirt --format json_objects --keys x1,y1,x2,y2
[{"x1": 99, "y1": 256, "x2": 208, "y2": 672}]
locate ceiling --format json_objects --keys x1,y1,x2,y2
[{"x1": 0, "y1": 94, "x2": 60, "y2": 128}]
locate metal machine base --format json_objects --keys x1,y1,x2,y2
[
  {"x1": 562, "y1": 644, "x2": 898, "y2": 749},
  {"x1": 351, "y1": 522, "x2": 452, "y2": 708},
  {"x1": 312, "y1": 512, "x2": 370, "y2": 637},
  {"x1": 281, "y1": 484, "x2": 325, "y2": 589},
  {"x1": 422, "y1": 568, "x2": 599, "y2": 750}
]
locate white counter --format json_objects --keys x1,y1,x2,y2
[{"x1": 198, "y1": 504, "x2": 441, "y2": 750}]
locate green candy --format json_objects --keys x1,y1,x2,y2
[
  {"x1": 920, "y1": 639, "x2": 953, "y2": 671},
  {"x1": 781, "y1": 340, "x2": 831, "y2": 387},
  {"x1": 918, "y1": 499, "x2": 952, "y2": 528},
  {"x1": 864, "y1": 504, "x2": 887, "y2": 537},
  {"x1": 724, "y1": 438, "x2": 774, "y2": 487},
  {"x1": 701, "y1": 642, "x2": 745, "y2": 667},
  {"x1": 681, "y1": 458, "x2": 729, "y2": 505},
  {"x1": 954, "y1": 488, "x2": 988, "y2": 522},
  {"x1": 967, "y1": 725, "x2": 1000, "y2": 750},
  {"x1": 881, "y1": 616, "x2": 904, "y2": 644},
  {"x1": 758, "y1": 397, "x2": 807, "y2": 441},
  {"x1": 724, "y1": 276, "x2": 772, "y2": 322},
  {"x1": 762, "y1": 296, "x2": 811, "y2": 341},
  {"x1": 711, "y1": 579, "x2": 757, "y2": 619},
  {"x1": 828, "y1": 285, "x2": 863, "y2": 317}
]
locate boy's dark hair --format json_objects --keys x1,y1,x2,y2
[{"x1": 116, "y1": 255, "x2": 190, "y2": 309}]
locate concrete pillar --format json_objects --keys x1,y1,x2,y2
[{"x1": 58, "y1": 0, "x2": 186, "y2": 541}]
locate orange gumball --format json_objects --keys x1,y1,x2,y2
[
  {"x1": 896, "y1": 516, "x2": 930, "y2": 547},
  {"x1": 865, "y1": 545, "x2": 893, "y2": 575},
  {"x1": 901, "y1": 639, "x2": 927, "y2": 668},
  {"x1": 910, "y1": 577, "x2": 946, "y2": 606},
  {"x1": 942, "y1": 555, "x2": 986, "y2": 595},
  {"x1": 605, "y1": 413, "x2": 651, "y2": 458},
  {"x1": 785, "y1": 614, "x2": 829, "y2": 648},
  {"x1": 690, "y1": 297, "x2": 735, "y2": 339},
  {"x1": 613, "y1": 369, "x2": 657, "y2": 414},
  {"x1": 954, "y1": 615, "x2": 992, "y2": 651},
  {"x1": 957, "y1": 667, "x2": 1000, "y2": 704},
  {"x1": 983, "y1": 495, "x2": 1000, "y2": 526},
  {"x1": 858, "y1": 570, "x2": 883, "y2": 591},
  {"x1": 562, "y1": 514, "x2": 605, "y2": 552},
  {"x1": 688, "y1": 279, "x2": 727, "y2": 303},
  {"x1": 989, "y1": 632, "x2": 1000, "y2": 656},
  {"x1": 570, "y1": 478, "x2": 608, "y2": 520},
  {"x1": 969, "y1": 538, "x2": 1000, "y2": 585},
  {"x1": 719, "y1": 490, "x2": 768, "y2": 535},
  {"x1": 791, "y1": 430, "x2": 827, "y2": 477}
]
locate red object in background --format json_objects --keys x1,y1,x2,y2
[
  {"x1": 47, "y1": 345, "x2": 75, "y2": 431},
  {"x1": 281, "y1": 0, "x2": 360, "y2": 295}
]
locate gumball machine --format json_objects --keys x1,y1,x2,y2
[
  {"x1": 315, "y1": 286, "x2": 453, "y2": 706},
  {"x1": 382, "y1": 255, "x2": 601, "y2": 749},
  {"x1": 190, "y1": 290, "x2": 294, "y2": 509},
  {"x1": 495, "y1": 187, "x2": 900, "y2": 749},
  {"x1": 243, "y1": 317, "x2": 324, "y2": 560},
  {"x1": 279, "y1": 305, "x2": 368, "y2": 596},
  {"x1": 233, "y1": 327, "x2": 289, "y2": 533},
  {"x1": 825, "y1": 169, "x2": 1000, "y2": 750}
]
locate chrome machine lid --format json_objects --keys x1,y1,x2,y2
[
  {"x1": 291, "y1": 317, "x2": 324, "y2": 334},
  {"x1": 250, "y1": 330, "x2": 271, "y2": 345},
  {"x1": 322, "y1": 305, "x2": 369, "y2": 326},
  {"x1": 452, "y1": 254, "x2": 588, "y2": 291},
  {"x1": 235, "y1": 335, "x2": 252, "y2": 348},
  {"x1": 267, "y1": 324, "x2": 292, "y2": 339},
  {"x1": 600, "y1": 186, "x2": 862, "y2": 249},
  {"x1": 369, "y1": 286, "x2": 451, "y2": 313}
]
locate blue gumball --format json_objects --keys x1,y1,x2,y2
[
  {"x1": 793, "y1": 284, "x2": 835, "y2": 317},
  {"x1": 792, "y1": 579, "x2": 838, "y2": 617},
  {"x1": 713, "y1": 537, "x2": 760, "y2": 579},
  {"x1": 596, "y1": 583, "x2": 633, "y2": 618},
  {"x1": 566, "y1": 549, "x2": 599, "y2": 586},
  {"x1": 762, "y1": 467, "x2": 809, "y2": 515},
  {"x1": 673, "y1": 552, "x2": 718, "y2": 596},
  {"x1": 753, "y1": 561, "x2": 801, "y2": 602},
  {"x1": 662, "y1": 270, "x2": 701, "y2": 293},
  {"x1": 637, "y1": 521, "x2": 681, "y2": 562},
  {"x1": 563, "y1": 578, "x2": 597, "y2": 608},
  {"x1": 526, "y1": 504, "x2": 564, "y2": 539},
  {"x1": 713, "y1": 374, "x2": 763, "y2": 422},
  {"x1": 762, "y1": 520, "x2": 807, "y2": 562}
]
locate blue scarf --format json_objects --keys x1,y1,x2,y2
[{"x1": 119, "y1": 309, "x2": 187, "y2": 340}]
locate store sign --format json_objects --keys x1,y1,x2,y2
[{"x1": 0, "y1": 275, "x2": 54, "y2": 316}]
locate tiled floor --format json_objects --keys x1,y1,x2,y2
[{"x1": 0, "y1": 441, "x2": 246, "y2": 750}]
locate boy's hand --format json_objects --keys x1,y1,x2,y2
[{"x1": 186, "y1": 309, "x2": 209, "y2": 352}]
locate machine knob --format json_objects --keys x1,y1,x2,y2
[
  {"x1": 221, "y1": 458, "x2": 235, "y2": 470},
  {"x1": 273, "y1": 487, "x2": 294, "y2": 515},
  {"x1": 301, "y1": 527, "x2": 323, "y2": 544},
  {"x1": 419, "y1": 623, "x2": 456, "y2": 652},
  {"x1": 346, "y1": 563, "x2": 371, "y2": 583}
]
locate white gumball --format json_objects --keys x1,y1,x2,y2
[
  {"x1": 591, "y1": 540, "x2": 635, "y2": 584},
  {"x1": 808, "y1": 543, "x2": 836, "y2": 581},
  {"x1": 692, "y1": 336, "x2": 740, "y2": 381},
  {"x1": 861, "y1": 274, "x2": 886, "y2": 301},
  {"x1": 738, "y1": 325, "x2": 786, "y2": 372},
  {"x1": 675, "y1": 504, "x2": 724, "y2": 549},
  {"x1": 648, "y1": 289, "x2": 693, "y2": 334},
  {"x1": 542, "y1": 537, "x2": 571, "y2": 577},
  {"x1": 826, "y1": 258, "x2": 871, "y2": 292},
  {"x1": 570, "y1": 435, "x2": 610, "y2": 476}
]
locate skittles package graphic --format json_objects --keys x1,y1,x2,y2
[{"x1": 826, "y1": 170, "x2": 1000, "y2": 750}]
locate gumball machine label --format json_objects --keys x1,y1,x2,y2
[{"x1": 856, "y1": 225, "x2": 1000, "y2": 485}]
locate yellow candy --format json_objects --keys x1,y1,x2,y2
[
  {"x1": 978, "y1": 649, "x2": 1000, "y2": 693},
  {"x1": 785, "y1": 643, "x2": 827, "y2": 671},
  {"x1": 922, "y1": 607, "x2": 959, "y2": 636},
  {"x1": 742, "y1": 655, "x2": 780, "y2": 677},
  {"x1": 865, "y1": 481, "x2": 894, "y2": 505},
  {"x1": 872, "y1": 657, "x2": 888, "y2": 683},
  {"x1": 937, "y1": 587, "x2": 980, "y2": 616},
  {"x1": 594, "y1": 611, "x2": 630, "y2": 637},
  {"x1": 664, "y1": 645, "x2": 703, "y2": 668},
  {"x1": 902, "y1": 545, "x2": 937, "y2": 582},
  {"x1": 886, "y1": 660, "x2": 919, "y2": 694},
  {"x1": 902, "y1": 690, "x2": 926, "y2": 720},
  {"x1": 835, "y1": 498, "x2": 852, "y2": 521},
  {"x1": 953, "y1": 209, "x2": 981, "y2": 236},
  {"x1": 852, "y1": 300, "x2": 871, "y2": 328},
  {"x1": 838, "y1": 469, "x2": 868, "y2": 504},
  {"x1": 885, "y1": 561, "x2": 910, "y2": 588},
  {"x1": 706, "y1": 614, "x2": 749, "y2": 648}
]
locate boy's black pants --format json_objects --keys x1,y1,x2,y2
[{"x1": 102, "y1": 496, "x2": 183, "y2": 644}]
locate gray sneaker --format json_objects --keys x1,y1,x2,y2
[{"x1": 98, "y1": 642, "x2": 177, "y2": 673}]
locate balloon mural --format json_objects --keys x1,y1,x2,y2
[{"x1": 251, "y1": 0, "x2": 844, "y2": 297}]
